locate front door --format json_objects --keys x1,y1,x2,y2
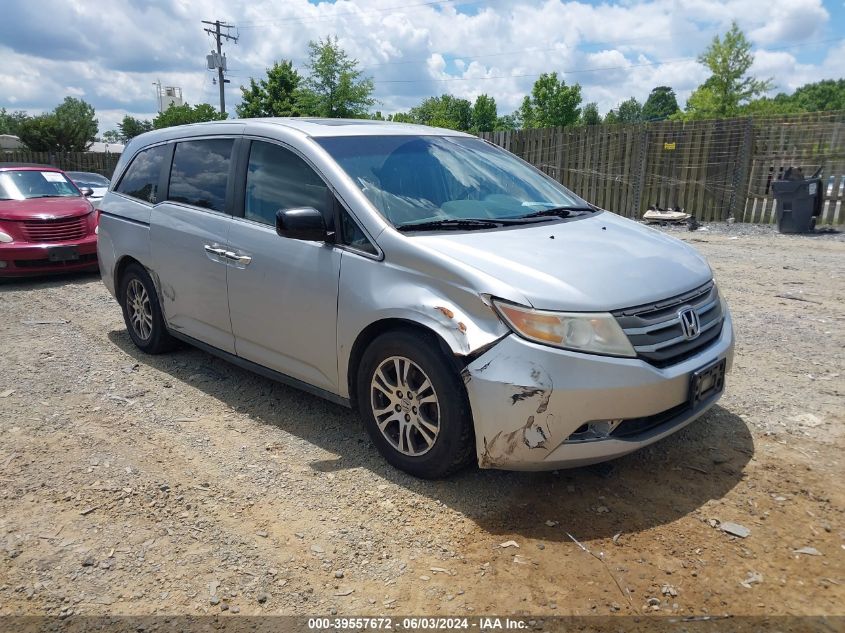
[
  {"x1": 150, "y1": 137, "x2": 237, "y2": 353},
  {"x1": 227, "y1": 139, "x2": 341, "y2": 392}
]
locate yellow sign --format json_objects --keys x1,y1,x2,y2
[{"x1": 664, "y1": 142, "x2": 676, "y2": 150}]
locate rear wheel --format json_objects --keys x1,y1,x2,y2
[
  {"x1": 357, "y1": 330, "x2": 474, "y2": 478},
  {"x1": 118, "y1": 263, "x2": 175, "y2": 354}
]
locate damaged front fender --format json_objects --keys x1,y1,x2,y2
[{"x1": 336, "y1": 250, "x2": 513, "y2": 400}]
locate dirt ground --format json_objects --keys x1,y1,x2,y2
[{"x1": 1, "y1": 225, "x2": 843, "y2": 622}]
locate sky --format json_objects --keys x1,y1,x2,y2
[{"x1": 1, "y1": 0, "x2": 843, "y2": 135}]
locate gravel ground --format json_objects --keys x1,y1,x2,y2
[{"x1": 0, "y1": 226, "x2": 843, "y2": 620}]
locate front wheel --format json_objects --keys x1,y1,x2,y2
[{"x1": 357, "y1": 330, "x2": 474, "y2": 479}]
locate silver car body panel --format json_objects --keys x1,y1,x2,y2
[
  {"x1": 335, "y1": 235, "x2": 513, "y2": 398},
  {"x1": 99, "y1": 118, "x2": 736, "y2": 471},
  {"x1": 97, "y1": 196, "x2": 154, "y2": 298},
  {"x1": 227, "y1": 217, "x2": 342, "y2": 392},
  {"x1": 151, "y1": 202, "x2": 235, "y2": 354},
  {"x1": 412, "y1": 212, "x2": 713, "y2": 311}
]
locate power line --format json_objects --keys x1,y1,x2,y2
[{"x1": 202, "y1": 20, "x2": 238, "y2": 114}]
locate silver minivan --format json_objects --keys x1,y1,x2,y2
[{"x1": 98, "y1": 118, "x2": 734, "y2": 478}]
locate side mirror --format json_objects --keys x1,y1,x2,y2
[
  {"x1": 82, "y1": 188, "x2": 94, "y2": 197},
  {"x1": 275, "y1": 207, "x2": 329, "y2": 242}
]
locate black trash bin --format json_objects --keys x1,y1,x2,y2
[{"x1": 771, "y1": 167, "x2": 823, "y2": 234}]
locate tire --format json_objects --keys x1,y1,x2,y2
[
  {"x1": 118, "y1": 263, "x2": 175, "y2": 354},
  {"x1": 357, "y1": 329, "x2": 474, "y2": 479}
]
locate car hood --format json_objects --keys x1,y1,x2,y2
[
  {"x1": 0, "y1": 196, "x2": 93, "y2": 221},
  {"x1": 412, "y1": 212, "x2": 713, "y2": 312}
]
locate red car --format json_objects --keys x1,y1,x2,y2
[{"x1": 0, "y1": 164, "x2": 99, "y2": 277}]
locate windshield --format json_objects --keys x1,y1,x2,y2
[
  {"x1": 68, "y1": 172, "x2": 110, "y2": 188},
  {"x1": 0, "y1": 170, "x2": 80, "y2": 200},
  {"x1": 316, "y1": 135, "x2": 589, "y2": 228}
]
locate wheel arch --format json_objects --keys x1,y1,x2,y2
[
  {"x1": 114, "y1": 254, "x2": 145, "y2": 293},
  {"x1": 346, "y1": 318, "x2": 464, "y2": 411}
]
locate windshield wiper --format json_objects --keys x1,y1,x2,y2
[
  {"x1": 514, "y1": 205, "x2": 597, "y2": 220},
  {"x1": 396, "y1": 218, "x2": 504, "y2": 232}
]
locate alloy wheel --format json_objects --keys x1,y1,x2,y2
[
  {"x1": 126, "y1": 278, "x2": 153, "y2": 341},
  {"x1": 370, "y1": 355, "x2": 441, "y2": 456}
]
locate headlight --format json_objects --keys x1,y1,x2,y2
[
  {"x1": 493, "y1": 299, "x2": 636, "y2": 357},
  {"x1": 0, "y1": 230, "x2": 13, "y2": 243}
]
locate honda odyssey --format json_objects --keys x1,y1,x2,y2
[{"x1": 97, "y1": 119, "x2": 734, "y2": 478}]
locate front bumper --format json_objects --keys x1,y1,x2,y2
[
  {"x1": 0, "y1": 234, "x2": 99, "y2": 277},
  {"x1": 463, "y1": 309, "x2": 735, "y2": 470}
]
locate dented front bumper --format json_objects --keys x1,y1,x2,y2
[{"x1": 463, "y1": 310, "x2": 734, "y2": 470}]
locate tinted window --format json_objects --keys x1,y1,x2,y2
[
  {"x1": 244, "y1": 141, "x2": 330, "y2": 226},
  {"x1": 168, "y1": 139, "x2": 233, "y2": 212},
  {"x1": 116, "y1": 145, "x2": 168, "y2": 204}
]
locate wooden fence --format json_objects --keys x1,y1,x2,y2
[
  {"x1": 482, "y1": 111, "x2": 845, "y2": 225},
  {"x1": 0, "y1": 150, "x2": 121, "y2": 178}
]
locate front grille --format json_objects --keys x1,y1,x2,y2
[
  {"x1": 22, "y1": 216, "x2": 89, "y2": 242},
  {"x1": 614, "y1": 282, "x2": 724, "y2": 368}
]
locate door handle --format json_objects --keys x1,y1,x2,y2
[
  {"x1": 203, "y1": 244, "x2": 227, "y2": 257},
  {"x1": 222, "y1": 251, "x2": 252, "y2": 266}
]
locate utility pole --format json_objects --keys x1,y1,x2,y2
[{"x1": 202, "y1": 20, "x2": 237, "y2": 115}]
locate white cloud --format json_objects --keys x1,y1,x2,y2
[{"x1": 0, "y1": 0, "x2": 839, "y2": 133}]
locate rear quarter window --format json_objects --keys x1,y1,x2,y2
[{"x1": 115, "y1": 144, "x2": 169, "y2": 204}]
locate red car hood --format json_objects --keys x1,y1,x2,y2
[{"x1": 0, "y1": 196, "x2": 93, "y2": 221}]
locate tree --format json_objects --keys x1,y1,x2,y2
[
  {"x1": 579, "y1": 102, "x2": 600, "y2": 126},
  {"x1": 304, "y1": 36, "x2": 375, "y2": 118},
  {"x1": 495, "y1": 113, "x2": 519, "y2": 131},
  {"x1": 681, "y1": 22, "x2": 772, "y2": 119},
  {"x1": 408, "y1": 95, "x2": 472, "y2": 131},
  {"x1": 237, "y1": 60, "x2": 310, "y2": 118},
  {"x1": 17, "y1": 115, "x2": 61, "y2": 151},
  {"x1": 470, "y1": 94, "x2": 497, "y2": 134},
  {"x1": 642, "y1": 86, "x2": 679, "y2": 121},
  {"x1": 741, "y1": 79, "x2": 845, "y2": 115},
  {"x1": 740, "y1": 93, "x2": 801, "y2": 115},
  {"x1": 520, "y1": 73, "x2": 582, "y2": 128},
  {"x1": 388, "y1": 112, "x2": 416, "y2": 123},
  {"x1": 790, "y1": 79, "x2": 845, "y2": 112},
  {"x1": 15, "y1": 97, "x2": 97, "y2": 151},
  {"x1": 102, "y1": 130, "x2": 122, "y2": 143},
  {"x1": 0, "y1": 108, "x2": 29, "y2": 136},
  {"x1": 603, "y1": 110, "x2": 620, "y2": 125},
  {"x1": 518, "y1": 95, "x2": 534, "y2": 128},
  {"x1": 52, "y1": 97, "x2": 98, "y2": 151},
  {"x1": 152, "y1": 103, "x2": 228, "y2": 129},
  {"x1": 616, "y1": 97, "x2": 643, "y2": 123},
  {"x1": 118, "y1": 115, "x2": 153, "y2": 141}
]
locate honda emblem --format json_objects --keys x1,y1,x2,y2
[{"x1": 678, "y1": 307, "x2": 701, "y2": 340}]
